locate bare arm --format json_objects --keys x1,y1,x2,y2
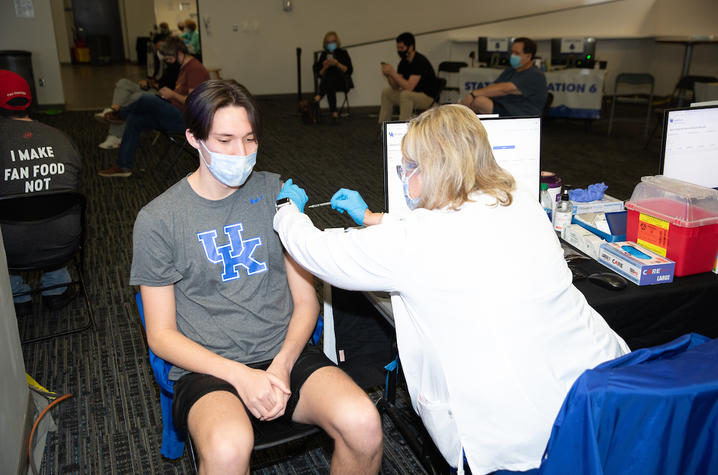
[
  {"x1": 141, "y1": 284, "x2": 290, "y2": 419},
  {"x1": 264, "y1": 252, "x2": 320, "y2": 420}
]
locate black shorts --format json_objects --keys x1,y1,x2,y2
[{"x1": 171, "y1": 345, "x2": 335, "y2": 432}]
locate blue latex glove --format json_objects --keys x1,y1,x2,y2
[
  {"x1": 331, "y1": 188, "x2": 368, "y2": 226},
  {"x1": 277, "y1": 178, "x2": 308, "y2": 212},
  {"x1": 568, "y1": 182, "x2": 608, "y2": 202}
]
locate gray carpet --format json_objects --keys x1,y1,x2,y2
[{"x1": 18, "y1": 94, "x2": 663, "y2": 474}]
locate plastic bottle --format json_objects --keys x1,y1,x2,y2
[
  {"x1": 540, "y1": 183, "x2": 553, "y2": 219},
  {"x1": 552, "y1": 189, "x2": 573, "y2": 236}
]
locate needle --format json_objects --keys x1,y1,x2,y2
[{"x1": 306, "y1": 201, "x2": 331, "y2": 209}]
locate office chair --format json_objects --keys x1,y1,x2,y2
[
  {"x1": 0, "y1": 191, "x2": 95, "y2": 344},
  {"x1": 607, "y1": 73, "x2": 654, "y2": 137},
  {"x1": 437, "y1": 61, "x2": 468, "y2": 103},
  {"x1": 135, "y1": 293, "x2": 322, "y2": 469}
]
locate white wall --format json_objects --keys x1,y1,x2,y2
[
  {"x1": 198, "y1": 0, "x2": 718, "y2": 106},
  {"x1": 120, "y1": 0, "x2": 157, "y2": 63},
  {"x1": 154, "y1": 0, "x2": 198, "y2": 34},
  {"x1": 0, "y1": 0, "x2": 65, "y2": 105},
  {"x1": 0, "y1": 232, "x2": 31, "y2": 474}
]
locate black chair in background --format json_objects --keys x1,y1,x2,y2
[
  {"x1": 645, "y1": 74, "x2": 718, "y2": 147},
  {"x1": 312, "y1": 50, "x2": 353, "y2": 119},
  {"x1": 437, "y1": 61, "x2": 468, "y2": 103},
  {"x1": 607, "y1": 73, "x2": 655, "y2": 137},
  {"x1": 0, "y1": 191, "x2": 95, "y2": 344}
]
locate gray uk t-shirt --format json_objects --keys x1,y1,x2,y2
[{"x1": 130, "y1": 171, "x2": 292, "y2": 380}]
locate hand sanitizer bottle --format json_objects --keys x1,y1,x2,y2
[
  {"x1": 540, "y1": 183, "x2": 553, "y2": 219},
  {"x1": 552, "y1": 189, "x2": 573, "y2": 236}
]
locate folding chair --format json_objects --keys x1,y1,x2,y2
[
  {"x1": 0, "y1": 192, "x2": 95, "y2": 344},
  {"x1": 607, "y1": 73, "x2": 654, "y2": 137},
  {"x1": 437, "y1": 61, "x2": 468, "y2": 103},
  {"x1": 135, "y1": 293, "x2": 322, "y2": 469}
]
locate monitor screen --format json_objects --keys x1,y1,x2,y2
[
  {"x1": 660, "y1": 105, "x2": 718, "y2": 189},
  {"x1": 383, "y1": 116, "x2": 541, "y2": 217},
  {"x1": 550, "y1": 37, "x2": 596, "y2": 68},
  {"x1": 478, "y1": 37, "x2": 513, "y2": 67}
]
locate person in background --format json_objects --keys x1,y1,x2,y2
[
  {"x1": 0, "y1": 70, "x2": 82, "y2": 313},
  {"x1": 176, "y1": 21, "x2": 190, "y2": 42},
  {"x1": 461, "y1": 37, "x2": 547, "y2": 116},
  {"x1": 131, "y1": 79, "x2": 383, "y2": 473},
  {"x1": 378, "y1": 32, "x2": 438, "y2": 123},
  {"x1": 273, "y1": 104, "x2": 629, "y2": 474},
  {"x1": 98, "y1": 36, "x2": 209, "y2": 178},
  {"x1": 95, "y1": 34, "x2": 180, "y2": 149},
  {"x1": 312, "y1": 31, "x2": 353, "y2": 122},
  {"x1": 184, "y1": 18, "x2": 201, "y2": 60}
]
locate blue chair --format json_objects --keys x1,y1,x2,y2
[
  {"x1": 135, "y1": 293, "x2": 323, "y2": 465},
  {"x1": 538, "y1": 333, "x2": 718, "y2": 475}
]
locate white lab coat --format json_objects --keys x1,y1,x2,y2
[{"x1": 274, "y1": 189, "x2": 629, "y2": 474}]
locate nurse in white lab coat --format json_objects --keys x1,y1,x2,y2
[{"x1": 273, "y1": 104, "x2": 629, "y2": 474}]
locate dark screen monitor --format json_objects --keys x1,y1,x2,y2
[
  {"x1": 478, "y1": 37, "x2": 514, "y2": 67},
  {"x1": 550, "y1": 37, "x2": 596, "y2": 68},
  {"x1": 659, "y1": 105, "x2": 718, "y2": 189},
  {"x1": 383, "y1": 115, "x2": 541, "y2": 217}
]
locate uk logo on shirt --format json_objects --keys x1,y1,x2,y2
[{"x1": 197, "y1": 222, "x2": 267, "y2": 282}]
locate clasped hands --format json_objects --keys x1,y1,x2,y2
[
  {"x1": 233, "y1": 361, "x2": 291, "y2": 421},
  {"x1": 278, "y1": 179, "x2": 368, "y2": 226}
]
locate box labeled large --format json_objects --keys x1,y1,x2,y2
[
  {"x1": 625, "y1": 176, "x2": 718, "y2": 276},
  {"x1": 598, "y1": 241, "x2": 675, "y2": 285}
]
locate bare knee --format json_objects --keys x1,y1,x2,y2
[
  {"x1": 333, "y1": 397, "x2": 383, "y2": 456},
  {"x1": 196, "y1": 428, "x2": 253, "y2": 474}
]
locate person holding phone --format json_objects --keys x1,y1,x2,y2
[
  {"x1": 378, "y1": 32, "x2": 439, "y2": 123},
  {"x1": 312, "y1": 31, "x2": 353, "y2": 122}
]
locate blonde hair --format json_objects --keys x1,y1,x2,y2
[
  {"x1": 185, "y1": 19, "x2": 197, "y2": 31},
  {"x1": 322, "y1": 31, "x2": 341, "y2": 49},
  {"x1": 401, "y1": 104, "x2": 515, "y2": 210}
]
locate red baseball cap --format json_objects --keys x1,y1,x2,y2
[{"x1": 0, "y1": 70, "x2": 32, "y2": 111}]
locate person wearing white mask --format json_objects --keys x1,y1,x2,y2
[
  {"x1": 130, "y1": 80, "x2": 383, "y2": 474},
  {"x1": 273, "y1": 105, "x2": 629, "y2": 474},
  {"x1": 460, "y1": 37, "x2": 547, "y2": 117}
]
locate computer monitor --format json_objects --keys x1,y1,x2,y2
[
  {"x1": 383, "y1": 116, "x2": 541, "y2": 217},
  {"x1": 550, "y1": 37, "x2": 596, "y2": 68},
  {"x1": 478, "y1": 37, "x2": 514, "y2": 67},
  {"x1": 659, "y1": 105, "x2": 718, "y2": 189}
]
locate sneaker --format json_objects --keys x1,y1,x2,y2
[
  {"x1": 98, "y1": 135, "x2": 121, "y2": 149},
  {"x1": 42, "y1": 287, "x2": 77, "y2": 311},
  {"x1": 100, "y1": 110, "x2": 124, "y2": 124},
  {"x1": 93, "y1": 108, "x2": 113, "y2": 122},
  {"x1": 98, "y1": 165, "x2": 132, "y2": 178}
]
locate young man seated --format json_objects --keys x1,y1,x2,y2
[{"x1": 130, "y1": 79, "x2": 383, "y2": 474}]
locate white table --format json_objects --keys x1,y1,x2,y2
[{"x1": 457, "y1": 67, "x2": 607, "y2": 119}]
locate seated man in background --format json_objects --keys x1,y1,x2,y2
[
  {"x1": 461, "y1": 37, "x2": 547, "y2": 117},
  {"x1": 378, "y1": 32, "x2": 439, "y2": 123},
  {"x1": 183, "y1": 19, "x2": 201, "y2": 60},
  {"x1": 98, "y1": 36, "x2": 209, "y2": 178},
  {"x1": 0, "y1": 70, "x2": 83, "y2": 313},
  {"x1": 95, "y1": 33, "x2": 180, "y2": 150}
]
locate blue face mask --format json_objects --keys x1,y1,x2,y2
[
  {"x1": 326, "y1": 42, "x2": 337, "y2": 52},
  {"x1": 199, "y1": 140, "x2": 256, "y2": 187},
  {"x1": 510, "y1": 54, "x2": 522, "y2": 69},
  {"x1": 397, "y1": 164, "x2": 420, "y2": 210}
]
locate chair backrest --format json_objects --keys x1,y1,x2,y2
[
  {"x1": 0, "y1": 191, "x2": 85, "y2": 271},
  {"x1": 542, "y1": 92, "x2": 554, "y2": 118},
  {"x1": 438, "y1": 61, "x2": 468, "y2": 74},
  {"x1": 435, "y1": 77, "x2": 448, "y2": 102},
  {"x1": 538, "y1": 333, "x2": 718, "y2": 474}
]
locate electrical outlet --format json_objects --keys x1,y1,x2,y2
[{"x1": 38, "y1": 78, "x2": 46, "y2": 87}]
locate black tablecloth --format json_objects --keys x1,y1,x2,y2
[{"x1": 572, "y1": 257, "x2": 718, "y2": 350}]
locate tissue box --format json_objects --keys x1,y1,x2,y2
[
  {"x1": 571, "y1": 194, "x2": 624, "y2": 215},
  {"x1": 563, "y1": 224, "x2": 603, "y2": 259},
  {"x1": 598, "y1": 241, "x2": 675, "y2": 285}
]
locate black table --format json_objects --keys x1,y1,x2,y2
[{"x1": 571, "y1": 256, "x2": 718, "y2": 349}]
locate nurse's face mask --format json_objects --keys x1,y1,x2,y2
[
  {"x1": 199, "y1": 140, "x2": 257, "y2": 187},
  {"x1": 396, "y1": 162, "x2": 420, "y2": 210}
]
